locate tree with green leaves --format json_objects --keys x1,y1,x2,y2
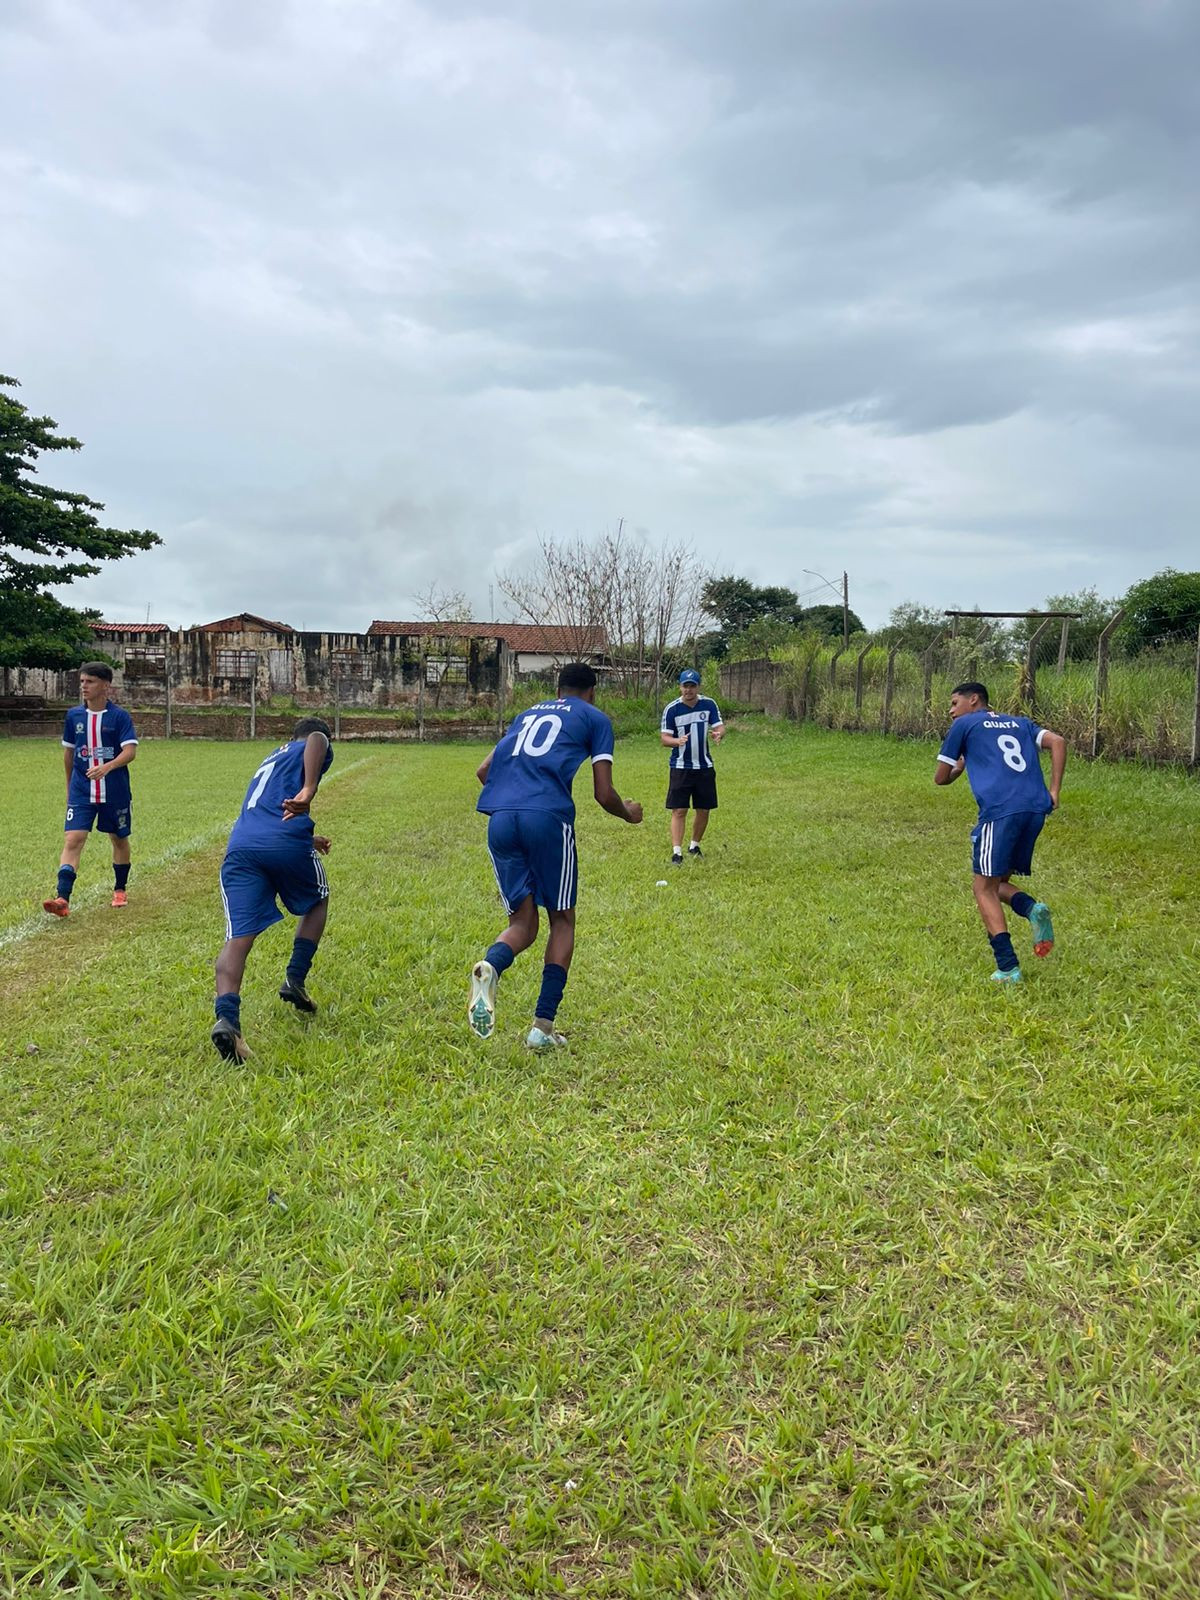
[
  {"x1": 0, "y1": 375, "x2": 160, "y2": 670},
  {"x1": 1119, "y1": 569, "x2": 1200, "y2": 653}
]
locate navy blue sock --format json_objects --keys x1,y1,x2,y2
[
  {"x1": 988, "y1": 932, "x2": 1019, "y2": 973},
  {"x1": 114, "y1": 862, "x2": 130, "y2": 892},
  {"x1": 534, "y1": 963, "x2": 568, "y2": 1024},
  {"x1": 1009, "y1": 892, "x2": 1035, "y2": 919},
  {"x1": 286, "y1": 937, "x2": 318, "y2": 986},
  {"x1": 215, "y1": 992, "x2": 242, "y2": 1031},
  {"x1": 56, "y1": 865, "x2": 77, "y2": 901},
  {"x1": 485, "y1": 941, "x2": 516, "y2": 976}
]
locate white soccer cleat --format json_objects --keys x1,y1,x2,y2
[
  {"x1": 469, "y1": 961, "x2": 498, "y2": 1039},
  {"x1": 526, "y1": 1026, "x2": 568, "y2": 1049}
]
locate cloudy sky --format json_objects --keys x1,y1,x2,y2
[{"x1": 3, "y1": 0, "x2": 1197, "y2": 632}]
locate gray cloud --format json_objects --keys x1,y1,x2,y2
[{"x1": 1, "y1": 0, "x2": 1196, "y2": 630}]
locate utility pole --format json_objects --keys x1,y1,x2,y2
[{"x1": 842, "y1": 571, "x2": 849, "y2": 649}]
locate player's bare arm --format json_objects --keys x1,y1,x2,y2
[
  {"x1": 933, "y1": 755, "x2": 965, "y2": 786},
  {"x1": 592, "y1": 762, "x2": 643, "y2": 823},
  {"x1": 476, "y1": 750, "x2": 495, "y2": 785},
  {"x1": 312, "y1": 835, "x2": 332, "y2": 855},
  {"x1": 85, "y1": 744, "x2": 136, "y2": 781},
  {"x1": 282, "y1": 731, "x2": 331, "y2": 818},
  {"x1": 1040, "y1": 730, "x2": 1067, "y2": 808},
  {"x1": 710, "y1": 722, "x2": 725, "y2": 744}
]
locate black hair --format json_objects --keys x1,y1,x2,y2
[
  {"x1": 79, "y1": 661, "x2": 114, "y2": 682},
  {"x1": 951, "y1": 681, "x2": 989, "y2": 704},
  {"x1": 557, "y1": 662, "x2": 597, "y2": 693},
  {"x1": 293, "y1": 716, "x2": 333, "y2": 740}
]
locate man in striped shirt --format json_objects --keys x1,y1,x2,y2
[
  {"x1": 43, "y1": 662, "x2": 138, "y2": 916},
  {"x1": 660, "y1": 669, "x2": 724, "y2": 864}
]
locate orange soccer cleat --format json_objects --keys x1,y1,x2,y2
[
  {"x1": 42, "y1": 896, "x2": 70, "y2": 917},
  {"x1": 111, "y1": 890, "x2": 128, "y2": 909}
]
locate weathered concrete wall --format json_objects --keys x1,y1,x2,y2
[{"x1": 2, "y1": 626, "x2": 505, "y2": 710}]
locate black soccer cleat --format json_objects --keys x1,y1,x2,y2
[
  {"x1": 688, "y1": 845, "x2": 703, "y2": 859},
  {"x1": 211, "y1": 1017, "x2": 250, "y2": 1063},
  {"x1": 279, "y1": 978, "x2": 317, "y2": 1015},
  {"x1": 669, "y1": 853, "x2": 684, "y2": 867}
]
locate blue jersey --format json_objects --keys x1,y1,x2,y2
[
  {"x1": 62, "y1": 702, "x2": 138, "y2": 806},
  {"x1": 477, "y1": 697, "x2": 615, "y2": 822},
  {"x1": 227, "y1": 737, "x2": 334, "y2": 848},
  {"x1": 938, "y1": 710, "x2": 1052, "y2": 823},
  {"x1": 661, "y1": 695, "x2": 723, "y2": 770}
]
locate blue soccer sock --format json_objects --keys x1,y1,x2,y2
[
  {"x1": 534, "y1": 962, "x2": 568, "y2": 1025},
  {"x1": 988, "y1": 932, "x2": 1019, "y2": 973},
  {"x1": 56, "y1": 864, "x2": 77, "y2": 901},
  {"x1": 1009, "y1": 892, "x2": 1035, "y2": 919},
  {"x1": 215, "y1": 992, "x2": 242, "y2": 1032},
  {"x1": 113, "y1": 862, "x2": 131, "y2": 892},
  {"x1": 485, "y1": 941, "x2": 516, "y2": 976},
  {"x1": 286, "y1": 937, "x2": 318, "y2": 986}
]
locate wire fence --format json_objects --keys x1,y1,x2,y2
[{"x1": 720, "y1": 621, "x2": 1200, "y2": 766}]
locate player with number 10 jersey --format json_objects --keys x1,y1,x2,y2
[
  {"x1": 934, "y1": 681, "x2": 1066, "y2": 984},
  {"x1": 469, "y1": 663, "x2": 643, "y2": 1049}
]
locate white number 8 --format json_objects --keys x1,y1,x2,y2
[{"x1": 997, "y1": 734, "x2": 1027, "y2": 772}]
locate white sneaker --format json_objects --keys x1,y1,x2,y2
[
  {"x1": 469, "y1": 961, "x2": 498, "y2": 1038},
  {"x1": 526, "y1": 1026, "x2": 567, "y2": 1049}
]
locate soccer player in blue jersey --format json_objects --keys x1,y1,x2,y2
[
  {"x1": 660, "y1": 668, "x2": 724, "y2": 864},
  {"x1": 211, "y1": 718, "x2": 334, "y2": 1062},
  {"x1": 43, "y1": 662, "x2": 138, "y2": 916},
  {"x1": 469, "y1": 662, "x2": 643, "y2": 1048},
  {"x1": 934, "y1": 682, "x2": 1067, "y2": 983}
]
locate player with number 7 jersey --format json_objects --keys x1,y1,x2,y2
[
  {"x1": 469, "y1": 662, "x2": 643, "y2": 1048},
  {"x1": 934, "y1": 681, "x2": 1067, "y2": 984},
  {"x1": 210, "y1": 719, "x2": 335, "y2": 1063}
]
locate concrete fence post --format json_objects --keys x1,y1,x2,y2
[
  {"x1": 922, "y1": 633, "x2": 945, "y2": 716},
  {"x1": 829, "y1": 647, "x2": 845, "y2": 687},
  {"x1": 965, "y1": 623, "x2": 991, "y2": 684},
  {"x1": 164, "y1": 658, "x2": 172, "y2": 740},
  {"x1": 1091, "y1": 609, "x2": 1125, "y2": 758},
  {"x1": 1023, "y1": 617, "x2": 1056, "y2": 715},
  {"x1": 417, "y1": 651, "x2": 426, "y2": 742},
  {"x1": 249, "y1": 656, "x2": 257, "y2": 741},
  {"x1": 1057, "y1": 617, "x2": 1071, "y2": 674},
  {"x1": 1191, "y1": 620, "x2": 1200, "y2": 768},
  {"x1": 853, "y1": 643, "x2": 872, "y2": 716},
  {"x1": 881, "y1": 641, "x2": 904, "y2": 733},
  {"x1": 334, "y1": 672, "x2": 342, "y2": 740}
]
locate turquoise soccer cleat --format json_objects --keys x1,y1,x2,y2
[
  {"x1": 469, "y1": 961, "x2": 497, "y2": 1039},
  {"x1": 989, "y1": 968, "x2": 1023, "y2": 984},
  {"x1": 526, "y1": 1026, "x2": 568, "y2": 1049},
  {"x1": 1029, "y1": 901, "x2": 1055, "y2": 958}
]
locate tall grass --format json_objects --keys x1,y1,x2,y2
[{"x1": 755, "y1": 638, "x2": 1198, "y2": 763}]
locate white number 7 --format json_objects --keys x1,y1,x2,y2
[{"x1": 247, "y1": 759, "x2": 277, "y2": 809}]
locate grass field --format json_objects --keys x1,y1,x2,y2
[{"x1": 1, "y1": 725, "x2": 1199, "y2": 1598}]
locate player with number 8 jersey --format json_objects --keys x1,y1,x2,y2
[
  {"x1": 934, "y1": 681, "x2": 1067, "y2": 983},
  {"x1": 469, "y1": 663, "x2": 643, "y2": 1048}
]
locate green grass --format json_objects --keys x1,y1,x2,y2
[{"x1": 2, "y1": 725, "x2": 1199, "y2": 1597}]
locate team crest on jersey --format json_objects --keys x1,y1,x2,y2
[{"x1": 75, "y1": 721, "x2": 84, "y2": 734}]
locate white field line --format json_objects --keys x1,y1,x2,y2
[{"x1": 0, "y1": 756, "x2": 375, "y2": 957}]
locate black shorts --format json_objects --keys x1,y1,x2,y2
[{"x1": 665, "y1": 768, "x2": 718, "y2": 811}]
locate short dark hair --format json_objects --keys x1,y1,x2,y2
[
  {"x1": 293, "y1": 716, "x2": 332, "y2": 740},
  {"x1": 558, "y1": 662, "x2": 597, "y2": 693},
  {"x1": 79, "y1": 661, "x2": 114, "y2": 682},
  {"x1": 952, "y1": 681, "x2": 989, "y2": 704}
]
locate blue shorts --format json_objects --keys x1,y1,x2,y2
[
  {"x1": 486, "y1": 810, "x2": 577, "y2": 913},
  {"x1": 220, "y1": 841, "x2": 329, "y2": 939},
  {"x1": 65, "y1": 799, "x2": 132, "y2": 837},
  {"x1": 972, "y1": 811, "x2": 1046, "y2": 877}
]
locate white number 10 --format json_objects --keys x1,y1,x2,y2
[{"x1": 512, "y1": 713, "x2": 563, "y2": 758}]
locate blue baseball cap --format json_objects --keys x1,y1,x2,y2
[{"x1": 679, "y1": 669, "x2": 701, "y2": 685}]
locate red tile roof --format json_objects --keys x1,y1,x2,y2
[
  {"x1": 368, "y1": 621, "x2": 606, "y2": 654},
  {"x1": 93, "y1": 621, "x2": 168, "y2": 634},
  {"x1": 198, "y1": 613, "x2": 295, "y2": 634}
]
